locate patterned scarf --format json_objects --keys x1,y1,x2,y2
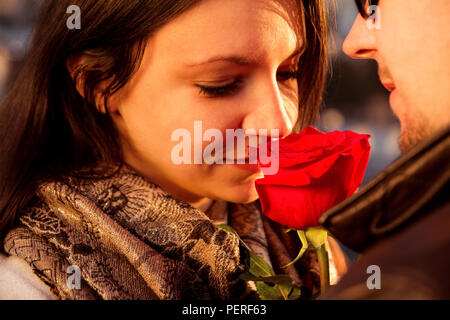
[{"x1": 4, "y1": 164, "x2": 321, "y2": 299}]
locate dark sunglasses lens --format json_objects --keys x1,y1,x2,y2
[
  {"x1": 355, "y1": 0, "x2": 368, "y2": 18},
  {"x1": 355, "y1": 0, "x2": 379, "y2": 18}
]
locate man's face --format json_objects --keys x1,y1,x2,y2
[{"x1": 343, "y1": 0, "x2": 450, "y2": 153}]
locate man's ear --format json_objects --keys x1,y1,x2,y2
[{"x1": 65, "y1": 53, "x2": 120, "y2": 114}]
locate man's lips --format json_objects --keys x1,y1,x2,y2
[
  {"x1": 381, "y1": 80, "x2": 400, "y2": 109},
  {"x1": 380, "y1": 80, "x2": 396, "y2": 92}
]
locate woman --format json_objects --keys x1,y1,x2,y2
[{"x1": 0, "y1": 0, "x2": 346, "y2": 299}]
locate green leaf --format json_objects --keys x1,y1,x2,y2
[
  {"x1": 240, "y1": 272, "x2": 301, "y2": 300},
  {"x1": 239, "y1": 273, "x2": 295, "y2": 284},
  {"x1": 248, "y1": 250, "x2": 275, "y2": 277},
  {"x1": 305, "y1": 227, "x2": 328, "y2": 249},
  {"x1": 255, "y1": 281, "x2": 301, "y2": 300},
  {"x1": 218, "y1": 224, "x2": 274, "y2": 277},
  {"x1": 218, "y1": 224, "x2": 301, "y2": 300}
]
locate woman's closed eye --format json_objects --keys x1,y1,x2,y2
[
  {"x1": 195, "y1": 79, "x2": 244, "y2": 98},
  {"x1": 195, "y1": 70, "x2": 300, "y2": 98}
]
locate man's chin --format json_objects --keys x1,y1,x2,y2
[
  {"x1": 398, "y1": 134, "x2": 411, "y2": 154},
  {"x1": 397, "y1": 126, "x2": 429, "y2": 154}
]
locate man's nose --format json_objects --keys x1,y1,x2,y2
[
  {"x1": 241, "y1": 77, "x2": 295, "y2": 140},
  {"x1": 342, "y1": 14, "x2": 377, "y2": 60}
]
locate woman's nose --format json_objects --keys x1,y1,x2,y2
[
  {"x1": 343, "y1": 14, "x2": 377, "y2": 60},
  {"x1": 241, "y1": 77, "x2": 295, "y2": 140}
]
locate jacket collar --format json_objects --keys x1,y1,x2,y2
[{"x1": 320, "y1": 126, "x2": 450, "y2": 252}]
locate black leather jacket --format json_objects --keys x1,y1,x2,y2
[{"x1": 320, "y1": 126, "x2": 450, "y2": 299}]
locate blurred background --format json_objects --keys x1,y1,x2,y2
[
  {"x1": 318, "y1": 0, "x2": 401, "y2": 184},
  {"x1": 0, "y1": 0, "x2": 401, "y2": 184}
]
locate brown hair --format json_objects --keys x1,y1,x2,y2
[{"x1": 0, "y1": 0, "x2": 329, "y2": 245}]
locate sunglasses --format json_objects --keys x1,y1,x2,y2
[{"x1": 354, "y1": 0, "x2": 380, "y2": 19}]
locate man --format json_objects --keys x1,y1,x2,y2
[{"x1": 320, "y1": 0, "x2": 450, "y2": 299}]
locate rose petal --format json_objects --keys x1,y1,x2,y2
[{"x1": 255, "y1": 126, "x2": 371, "y2": 230}]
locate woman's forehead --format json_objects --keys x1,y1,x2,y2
[{"x1": 147, "y1": 0, "x2": 303, "y2": 67}]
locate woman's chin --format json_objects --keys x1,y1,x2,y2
[{"x1": 222, "y1": 182, "x2": 260, "y2": 204}]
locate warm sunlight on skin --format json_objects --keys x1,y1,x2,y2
[
  {"x1": 343, "y1": 0, "x2": 450, "y2": 154},
  {"x1": 108, "y1": 0, "x2": 304, "y2": 211}
]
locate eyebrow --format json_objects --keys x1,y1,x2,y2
[{"x1": 185, "y1": 45, "x2": 305, "y2": 68}]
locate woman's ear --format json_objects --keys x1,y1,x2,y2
[{"x1": 65, "y1": 53, "x2": 121, "y2": 115}]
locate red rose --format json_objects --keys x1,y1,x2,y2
[{"x1": 255, "y1": 126, "x2": 371, "y2": 230}]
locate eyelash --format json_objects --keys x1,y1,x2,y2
[{"x1": 196, "y1": 70, "x2": 300, "y2": 98}]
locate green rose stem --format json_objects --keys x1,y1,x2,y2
[
  {"x1": 316, "y1": 243, "x2": 330, "y2": 294},
  {"x1": 283, "y1": 228, "x2": 330, "y2": 295}
]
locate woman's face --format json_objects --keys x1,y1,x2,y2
[{"x1": 111, "y1": 0, "x2": 303, "y2": 209}]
